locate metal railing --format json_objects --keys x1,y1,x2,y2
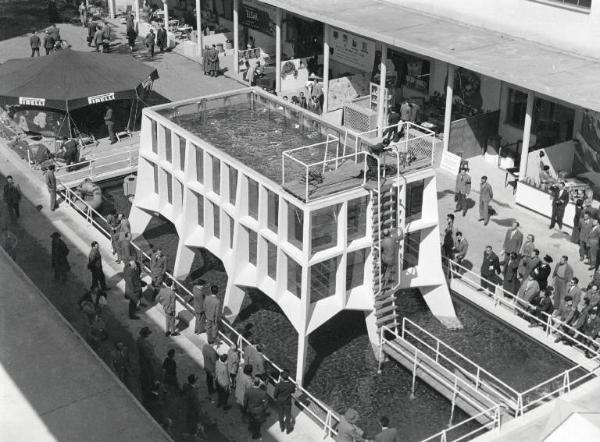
[
  {"x1": 444, "y1": 257, "x2": 600, "y2": 360},
  {"x1": 57, "y1": 181, "x2": 340, "y2": 439},
  {"x1": 400, "y1": 318, "x2": 521, "y2": 412},
  {"x1": 55, "y1": 145, "x2": 139, "y2": 183},
  {"x1": 420, "y1": 404, "x2": 505, "y2": 442},
  {"x1": 379, "y1": 326, "x2": 505, "y2": 424}
]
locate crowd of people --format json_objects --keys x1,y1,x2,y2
[{"x1": 443, "y1": 166, "x2": 600, "y2": 359}]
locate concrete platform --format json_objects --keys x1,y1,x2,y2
[{"x1": 0, "y1": 249, "x2": 171, "y2": 442}]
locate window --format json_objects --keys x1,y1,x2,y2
[
  {"x1": 287, "y1": 203, "x2": 303, "y2": 249},
  {"x1": 165, "y1": 128, "x2": 172, "y2": 163},
  {"x1": 229, "y1": 166, "x2": 238, "y2": 205},
  {"x1": 195, "y1": 145, "x2": 204, "y2": 183},
  {"x1": 212, "y1": 202, "x2": 220, "y2": 238},
  {"x1": 506, "y1": 88, "x2": 528, "y2": 127},
  {"x1": 346, "y1": 249, "x2": 367, "y2": 290},
  {"x1": 166, "y1": 171, "x2": 173, "y2": 203},
  {"x1": 151, "y1": 120, "x2": 158, "y2": 153},
  {"x1": 248, "y1": 229, "x2": 257, "y2": 265},
  {"x1": 179, "y1": 136, "x2": 186, "y2": 170},
  {"x1": 403, "y1": 231, "x2": 421, "y2": 269},
  {"x1": 347, "y1": 197, "x2": 367, "y2": 242},
  {"x1": 196, "y1": 193, "x2": 204, "y2": 226},
  {"x1": 248, "y1": 178, "x2": 259, "y2": 219},
  {"x1": 310, "y1": 257, "x2": 338, "y2": 302},
  {"x1": 267, "y1": 240, "x2": 277, "y2": 279},
  {"x1": 267, "y1": 190, "x2": 279, "y2": 233},
  {"x1": 228, "y1": 214, "x2": 234, "y2": 248},
  {"x1": 211, "y1": 155, "x2": 220, "y2": 194},
  {"x1": 287, "y1": 255, "x2": 302, "y2": 298},
  {"x1": 406, "y1": 181, "x2": 424, "y2": 222},
  {"x1": 311, "y1": 205, "x2": 339, "y2": 253},
  {"x1": 153, "y1": 164, "x2": 159, "y2": 193}
]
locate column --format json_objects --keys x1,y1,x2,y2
[
  {"x1": 323, "y1": 24, "x2": 330, "y2": 114},
  {"x1": 163, "y1": 1, "x2": 170, "y2": 47},
  {"x1": 275, "y1": 8, "x2": 282, "y2": 93},
  {"x1": 233, "y1": 0, "x2": 240, "y2": 74},
  {"x1": 519, "y1": 91, "x2": 535, "y2": 179},
  {"x1": 195, "y1": 0, "x2": 202, "y2": 57},
  {"x1": 442, "y1": 64, "x2": 455, "y2": 152},
  {"x1": 296, "y1": 331, "x2": 309, "y2": 386},
  {"x1": 133, "y1": 0, "x2": 140, "y2": 23},
  {"x1": 376, "y1": 43, "x2": 388, "y2": 138},
  {"x1": 172, "y1": 242, "x2": 196, "y2": 280},
  {"x1": 108, "y1": 0, "x2": 115, "y2": 19}
]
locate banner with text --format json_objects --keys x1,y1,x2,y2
[{"x1": 328, "y1": 27, "x2": 376, "y2": 73}]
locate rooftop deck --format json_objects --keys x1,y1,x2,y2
[{"x1": 151, "y1": 88, "x2": 436, "y2": 202}]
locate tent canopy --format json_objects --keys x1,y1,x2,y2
[{"x1": 0, "y1": 49, "x2": 158, "y2": 111}]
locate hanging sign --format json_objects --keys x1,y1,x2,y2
[
  {"x1": 19, "y1": 97, "x2": 46, "y2": 106},
  {"x1": 88, "y1": 92, "x2": 115, "y2": 104},
  {"x1": 328, "y1": 26, "x2": 376, "y2": 73},
  {"x1": 240, "y1": 0, "x2": 275, "y2": 36}
]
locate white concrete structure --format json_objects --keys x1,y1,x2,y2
[{"x1": 129, "y1": 88, "x2": 458, "y2": 385}]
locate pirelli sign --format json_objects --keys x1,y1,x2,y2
[
  {"x1": 88, "y1": 92, "x2": 115, "y2": 104},
  {"x1": 19, "y1": 97, "x2": 46, "y2": 106}
]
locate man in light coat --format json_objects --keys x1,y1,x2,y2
[
  {"x1": 203, "y1": 285, "x2": 221, "y2": 344},
  {"x1": 478, "y1": 176, "x2": 494, "y2": 226},
  {"x1": 156, "y1": 278, "x2": 178, "y2": 337},
  {"x1": 454, "y1": 167, "x2": 471, "y2": 216}
]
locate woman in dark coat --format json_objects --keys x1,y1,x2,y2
[
  {"x1": 502, "y1": 252, "x2": 520, "y2": 298},
  {"x1": 571, "y1": 199, "x2": 584, "y2": 244},
  {"x1": 51, "y1": 232, "x2": 70, "y2": 282},
  {"x1": 124, "y1": 259, "x2": 142, "y2": 319}
]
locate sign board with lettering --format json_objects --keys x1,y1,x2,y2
[
  {"x1": 88, "y1": 92, "x2": 116, "y2": 104},
  {"x1": 19, "y1": 97, "x2": 46, "y2": 106},
  {"x1": 240, "y1": 0, "x2": 275, "y2": 36},
  {"x1": 328, "y1": 26, "x2": 376, "y2": 73}
]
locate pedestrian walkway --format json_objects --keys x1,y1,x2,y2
[{"x1": 0, "y1": 248, "x2": 171, "y2": 442}]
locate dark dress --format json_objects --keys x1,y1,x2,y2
[
  {"x1": 51, "y1": 237, "x2": 70, "y2": 280},
  {"x1": 502, "y1": 257, "x2": 520, "y2": 297}
]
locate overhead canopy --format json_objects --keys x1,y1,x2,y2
[
  {"x1": 261, "y1": 0, "x2": 600, "y2": 112},
  {"x1": 0, "y1": 49, "x2": 158, "y2": 112}
]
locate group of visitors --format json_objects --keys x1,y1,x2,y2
[
  {"x1": 29, "y1": 24, "x2": 65, "y2": 57},
  {"x1": 336, "y1": 409, "x2": 400, "y2": 442},
  {"x1": 203, "y1": 45, "x2": 221, "y2": 77},
  {"x1": 442, "y1": 178, "x2": 600, "y2": 357}
]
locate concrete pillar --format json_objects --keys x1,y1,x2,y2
[
  {"x1": 442, "y1": 64, "x2": 455, "y2": 152},
  {"x1": 172, "y1": 242, "x2": 196, "y2": 280},
  {"x1": 108, "y1": 0, "x2": 115, "y2": 19},
  {"x1": 519, "y1": 91, "x2": 535, "y2": 179},
  {"x1": 296, "y1": 331, "x2": 309, "y2": 386},
  {"x1": 275, "y1": 8, "x2": 282, "y2": 93},
  {"x1": 163, "y1": 1, "x2": 169, "y2": 27},
  {"x1": 222, "y1": 282, "x2": 246, "y2": 322},
  {"x1": 323, "y1": 24, "x2": 330, "y2": 114},
  {"x1": 233, "y1": 0, "x2": 239, "y2": 74},
  {"x1": 128, "y1": 205, "x2": 153, "y2": 240},
  {"x1": 195, "y1": 0, "x2": 202, "y2": 57},
  {"x1": 376, "y1": 44, "x2": 387, "y2": 138},
  {"x1": 133, "y1": 0, "x2": 140, "y2": 23}
]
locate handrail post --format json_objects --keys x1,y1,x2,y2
[
  {"x1": 410, "y1": 350, "x2": 418, "y2": 399},
  {"x1": 435, "y1": 340, "x2": 440, "y2": 363}
]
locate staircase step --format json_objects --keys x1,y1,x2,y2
[
  {"x1": 374, "y1": 296, "x2": 395, "y2": 308},
  {"x1": 376, "y1": 313, "x2": 398, "y2": 327},
  {"x1": 375, "y1": 303, "x2": 397, "y2": 317},
  {"x1": 375, "y1": 290, "x2": 394, "y2": 301}
]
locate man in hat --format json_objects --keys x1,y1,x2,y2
[
  {"x1": 110, "y1": 341, "x2": 131, "y2": 386},
  {"x1": 51, "y1": 232, "x2": 70, "y2": 283},
  {"x1": 123, "y1": 259, "x2": 142, "y2": 319},
  {"x1": 533, "y1": 254, "x2": 553, "y2": 290},
  {"x1": 528, "y1": 287, "x2": 554, "y2": 325},
  {"x1": 87, "y1": 241, "x2": 108, "y2": 291},
  {"x1": 156, "y1": 278, "x2": 178, "y2": 337},
  {"x1": 478, "y1": 176, "x2": 494, "y2": 226},
  {"x1": 137, "y1": 327, "x2": 154, "y2": 400},
  {"x1": 150, "y1": 248, "x2": 168, "y2": 291},
  {"x1": 551, "y1": 255, "x2": 573, "y2": 308},
  {"x1": 44, "y1": 164, "x2": 57, "y2": 211},
  {"x1": 550, "y1": 181, "x2": 570, "y2": 231},
  {"x1": 43, "y1": 29, "x2": 55, "y2": 55},
  {"x1": 3, "y1": 176, "x2": 22, "y2": 223},
  {"x1": 204, "y1": 285, "x2": 221, "y2": 344},
  {"x1": 30, "y1": 30, "x2": 41, "y2": 57},
  {"x1": 454, "y1": 167, "x2": 471, "y2": 216},
  {"x1": 273, "y1": 369, "x2": 296, "y2": 434},
  {"x1": 192, "y1": 280, "x2": 207, "y2": 334},
  {"x1": 480, "y1": 245, "x2": 501, "y2": 295}
]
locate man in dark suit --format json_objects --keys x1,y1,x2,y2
[
  {"x1": 452, "y1": 231, "x2": 469, "y2": 275},
  {"x1": 550, "y1": 181, "x2": 570, "y2": 230},
  {"x1": 588, "y1": 217, "x2": 600, "y2": 270},
  {"x1": 480, "y1": 245, "x2": 501, "y2": 295},
  {"x1": 204, "y1": 285, "x2": 221, "y2": 344},
  {"x1": 374, "y1": 416, "x2": 399, "y2": 442},
  {"x1": 244, "y1": 378, "x2": 269, "y2": 440},
  {"x1": 192, "y1": 280, "x2": 207, "y2": 334},
  {"x1": 579, "y1": 211, "x2": 593, "y2": 262},
  {"x1": 478, "y1": 176, "x2": 494, "y2": 225},
  {"x1": 502, "y1": 221, "x2": 523, "y2": 262},
  {"x1": 454, "y1": 167, "x2": 471, "y2": 216},
  {"x1": 88, "y1": 241, "x2": 107, "y2": 291},
  {"x1": 532, "y1": 254, "x2": 553, "y2": 290},
  {"x1": 273, "y1": 369, "x2": 296, "y2": 434}
]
